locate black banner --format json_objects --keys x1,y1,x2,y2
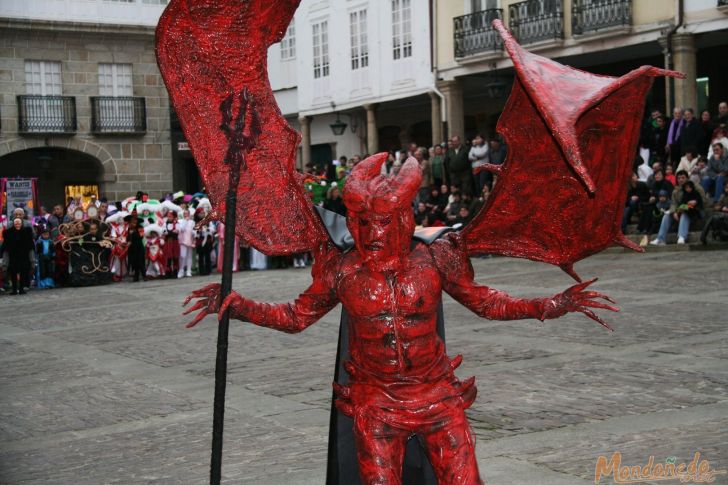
[{"x1": 67, "y1": 242, "x2": 113, "y2": 287}]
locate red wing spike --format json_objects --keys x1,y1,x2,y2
[
  {"x1": 614, "y1": 234, "x2": 645, "y2": 253},
  {"x1": 559, "y1": 263, "x2": 582, "y2": 282},
  {"x1": 474, "y1": 163, "x2": 504, "y2": 175}
]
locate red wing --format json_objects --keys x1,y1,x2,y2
[
  {"x1": 462, "y1": 20, "x2": 682, "y2": 280},
  {"x1": 156, "y1": 0, "x2": 328, "y2": 255}
]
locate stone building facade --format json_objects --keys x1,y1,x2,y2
[{"x1": 0, "y1": 15, "x2": 173, "y2": 206}]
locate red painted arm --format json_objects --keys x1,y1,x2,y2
[
  {"x1": 221, "y1": 256, "x2": 339, "y2": 334},
  {"x1": 184, "y1": 243, "x2": 340, "y2": 332},
  {"x1": 430, "y1": 234, "x2": 548, "y2": 320},
  {"x1": 430, "y1": 234, "x2": 618, "y2": 328}
]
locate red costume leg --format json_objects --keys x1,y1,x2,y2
[
  {"x1": 353, "y1": 413, "x2": 410, "y2": 485},
  {"x1": 420, "y1": 401, "x2": 483, "y2": 485}
]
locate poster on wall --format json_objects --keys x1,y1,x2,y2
[{"x1": 1, "y1": 178, "x2": 38, "y2": 221}]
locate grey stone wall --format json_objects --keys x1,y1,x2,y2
[{"x1": 0, "y1": 20, "x2": 173, "y2": 203}]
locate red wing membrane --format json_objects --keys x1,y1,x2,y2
[
  {"x1": 156, "y1": 0, "x2": 328, "y2": 254},
  {"x1": 463, "y1": 20, "x2": 683, "y2": 280}
]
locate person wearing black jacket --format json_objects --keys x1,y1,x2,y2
[
  {"x1": 638, "y1": 169, "x2": 674, "y2": 235},
  {"x1": 126, "y1": 217, "x2": 146, "y2": 282},
  {"x1": 680, "y1": 109, "x2": 704, "y2": 158},
  {"x1": 2, "y1": 218, "x2": 35, "y2": 295},
  {"x1": 622, "y1": 173, "x2": 650, "y2": 233},
  {"x1": 444, "y1": 135, "x2": 473, "y2": 196},
  {"x1": 324, "y1": 186, "x2": 347, "y2": 217},
  {"x1": 715, "y1": 101, "x2": 728, "y2": 129},
  {"x1": 649, "y1": 115, "x2": 669, "y2": 165}
]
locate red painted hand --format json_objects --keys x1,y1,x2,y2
[
  {"x1": 540, "y1": 278, "x2": 619, "y2": 330},
  {"x1": 183, "y1": 284, "x2": 251, "y2": 327},
  {"x1": 183, "y1": 283, "x2": 223, "y2": 328}
]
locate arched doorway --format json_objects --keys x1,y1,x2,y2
[{"x1": 0, "y1": 147, "x2": 102, "y2": 209}]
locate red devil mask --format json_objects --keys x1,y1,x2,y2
[{"x1": 343, "y1": 153, "x2": 422, "y2": 272}]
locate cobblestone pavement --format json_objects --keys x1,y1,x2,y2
[{"x1": 1, "y1": 251, "x2": 727, "y2": 484}]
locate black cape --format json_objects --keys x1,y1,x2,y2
[{"x1": 314, "y1": 207, "x2": 451, "y2": 485}]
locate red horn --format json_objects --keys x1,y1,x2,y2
[
  {"x1": 347, "y1": 152, "x2": 389, "y2": 184},
  {"x1": 392, "y1": 156, "x2": 422, "y2": 205},
  {"x1": 343, "y1": 152, "x2": 389, "y2": 211}
]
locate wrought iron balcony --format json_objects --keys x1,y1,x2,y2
[
  {"x1": 572, "y1": 0, "x2": 632, "y2": 35},
  {"x1": 17, "y1": 95, "x2": 77, "y2": 134},
  {"x1": 91, "y1": 96, "x2": 147, "y2": 134},
  {"x1": 509, "y1": 0, "x2": 564, "y2": 45},
  {"x1": 454, "y1": 9, "x2": 503, "y2": 58}
]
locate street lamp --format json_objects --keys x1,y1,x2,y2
[{"x1": 330, "y1": 113, "x2": 348, "y2": 136}]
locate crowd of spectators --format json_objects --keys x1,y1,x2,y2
[
  {"x1": 628, "y1": 101, "x2": 728, "y2": 245},
  {"x1": 4, "y1": 102, "x2": 726, "y2": 294},
  {"x1": 1, "y1": 131, "x2": 511, "y2": 294},
  {"x1": 309, "y1": 134, "x2": 506, "y2": 230},
  {"x1": 0, "y1": 191, "x2": 281, "y2": 293}
]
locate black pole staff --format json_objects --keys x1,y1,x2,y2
[{"x1": 210, "y1": 88, "x2": 260, "y2": 485}]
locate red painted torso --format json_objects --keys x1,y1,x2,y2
[{"x1": 337, "y1": 243, "x2": 446, "y2": 380}]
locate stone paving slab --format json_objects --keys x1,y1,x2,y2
[
  {"x1": 0, "y1": 409, "x2": 328, "y2": 485},
  {"x1": 0, "y1": 251, "x2": 726, "y2": 484}
]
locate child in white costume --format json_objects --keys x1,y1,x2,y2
[{"x1": 178, "y1": 209, "x2": 196, "y2": 277}]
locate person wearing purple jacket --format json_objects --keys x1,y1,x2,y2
[{"x1": 666, "y1": 107, "x2": 684, "y2": 167}]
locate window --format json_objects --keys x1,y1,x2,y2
[
  {"x1": 25, "y1": 60, "x2": 61, "y2": 95},
  {"x1": 98, "y1": 63, "x2": 133, "y2": 96},
  {"x1": 312, "y1": 20, "x2": 329, "y2": 79},
  {"x1": 471, "y1": 0, "x2": 498, "y2": 11},
  {"x1": 392, "y1": 0, "x2": 412, "y2": 60},
  {"x1": 281, "y1": 23, "x2": 296, "y2": 60},
  {"x1": 96, "y1": 64, "x2": 137, "y2": 132},
  {"x1": 22, "y1": 61, "x2": 69, "y2": 132},
  {"x1": 350, "y1": 9, "x2": 368, "y2": 70},
  {"x1": 141, "y1": 0, "x2": 168, "y2": 3}
]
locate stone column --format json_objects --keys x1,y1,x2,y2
[
  {"x1": 672, "y1": 33, "x2": 697, "y2": 113},
  {"x1": 429, "y1": 91, "x2": 443, "y2": 145},
  {"x1": 438, "y1": 79, "x2": 464, "y2": 140},
  {"x1": 298, "y1": 115, "x2": 311, "y2": 170},
  {"x1": 658, "y1": 35, "x2": 672, "y2": 113},
  {"x1": 364, "y1": 104, "x2": 378, "y2": 154}
]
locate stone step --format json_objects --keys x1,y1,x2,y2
[
  {"x1": 605, "y1": 239, "x2": 728, "y2": 254},
  {"x1": 623, "y1": 231, "x2": 703, "y2": 245}
]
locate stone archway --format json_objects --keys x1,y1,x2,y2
[
  {"x1": 0, "y1": 142, "x2": 111, "y2": 207},
  {"x1": 0, "y1": 137, "x2": 117, "y2": 184}
]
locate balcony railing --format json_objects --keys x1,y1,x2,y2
[
  {"x1": 572, "y1": 0, "x2": 632, "y2": 35},
  {"x1": 17, "y1": 95, "x2": 77, "y2": 134},
  {"x1": 509, "y1": 0, "x2": 564, "y2": 45},
  {"x1": 719, "y1": 0, "x2": 728, "y2": 6},
  {"x1": 91, "y1": 96, "x2": 147, "y2": 134},
  {"x1": 454, "y1": 9, "x2": 503, "y2": 58}
]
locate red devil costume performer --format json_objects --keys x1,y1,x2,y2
[{"x1": 157, "y1": 1, "x2": 680, "y2": 483}]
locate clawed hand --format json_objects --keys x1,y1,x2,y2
[
  {"x1": 183, "y1": 283, "x2": 222, "y2": 327},
  {"x1": 543, "y1": 278, "x2": 618, "y2": 331},
  {"x1": 183, "y1": 283, "x2": 246, "y2": 328}
]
